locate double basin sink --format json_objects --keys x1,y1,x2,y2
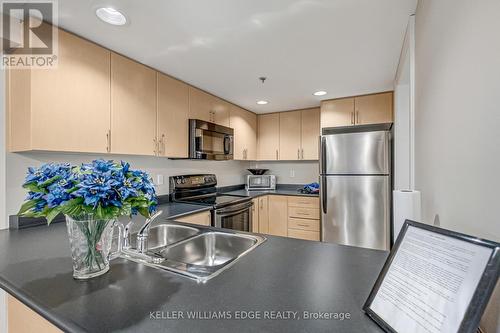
[{"x1": 123, "y1": 222, "x2": 266, "y2": 282}]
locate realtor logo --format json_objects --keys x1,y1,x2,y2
[{"x1": 1, "y1": 0, "x2": 58, "y2": 68}]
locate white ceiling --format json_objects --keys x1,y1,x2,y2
[{"x1": 56, "y1": 0, "x2": 416, "y2": 113}]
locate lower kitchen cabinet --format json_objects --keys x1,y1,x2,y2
[
  {"x1": 258, "y1": 196, "x2": 269, "y2": 234},
  {"x1": 254, "y1": 195, "x2": 321, "y2": 241},
  {"x1": 251, "y1": 198, "x2": 259, "y2": 233},
  {"x1": 287, "y1": 229, "x2": 320, "y2": 241},
  {"x1": 8, "y1": 294, "x2": 62, "y2": 333},
  {"x1": 268, "y1": 196, "x2": 288, "y2": 237},
  {"x1": 174, "y1": 211, "x2": 211, "y2": 226}
]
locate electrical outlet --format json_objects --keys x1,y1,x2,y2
[
  {"x1": 290, "y1": 169, "x2": 295, "y2": 178},
  {"x1": 156, "y1": 174, "x2": 164, "y2": 185}
]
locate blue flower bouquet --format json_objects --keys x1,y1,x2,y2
[{"x1": 18, "y1": 159, "x2": 157, "y2": 279}]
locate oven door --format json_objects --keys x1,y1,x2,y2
[{"x1": 214, "y1": 201, "x2": 253, "y2": 232}]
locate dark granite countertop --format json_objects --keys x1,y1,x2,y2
[
  {"x1": 0, "y1": 221, "x2": 387, "y2": 333},
  {"x1": 221, "y1": 184, "x2": 319, "y2": 198},
  {"x1": 155, "y1": 202, "x2": 212, "y2": 219}
]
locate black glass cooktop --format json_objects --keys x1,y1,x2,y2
[{"x1": 178, "y1": 194, "x2": 249, "y2": 207}]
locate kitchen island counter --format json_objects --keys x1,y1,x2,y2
[{"x1": 0, "y1": 222, "x2": 387, "y2": 333}]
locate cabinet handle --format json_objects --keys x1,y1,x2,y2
[
  {"x1": 106, "y1": 130, "x2": 111, "y2": 153},
  {"x1": 301, "y1": 148, "x2": 304, "y2": 160},
  {"x1": 297, "y1": 223, "x2": 309, "y2": 227},
  {"x1": 160, "y1": 134, "x2": 166, "y2": 156},
  {"x1": 355, "y1": 110, "x2": 359, "y2": 124},
  {"x1": 351, "y1": 111, "x2": 354, "y2": 125},
  {"x1": 153, "y1": 138, "x2": 158, "y2": 155},
  {"x1": 297, "y1": 149, "x2": 300, "y2": 159},
  {"x1": 276, "y1": 149, "x2": 279, "y2": 160}
]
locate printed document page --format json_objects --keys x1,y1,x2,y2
[{"x1": 370, "y1": 226, "x2": 492, "y2": 333}]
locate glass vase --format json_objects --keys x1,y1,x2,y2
[{"x1": 65, "y1": 215, "x2": 122, "y2": 280}]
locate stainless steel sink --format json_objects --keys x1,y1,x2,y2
[
  {"x1": 122, "y1": 223, "x2": 266, "y2": 282},
  {"x1": 158, "y1": 232, "x2": 259, "y2": 267},
  {"x1": 129, "y1": 223, "x2": 200, "y2": 251}
]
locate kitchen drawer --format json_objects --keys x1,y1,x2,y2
[
  {"x1": 287, "y1": 229, "x2": 320, "y2": 241},
  {"x1": 288, "y1": 218, "x2": 320, "y2": 232},
  {"x1": 287, "y1": 196, "x2": 319, "y2": 208},
  {"x1": 288, "y1": 206, "x2": 320, "y2": 220}
]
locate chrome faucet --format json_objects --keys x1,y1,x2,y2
[{"x1": 136, "y1": 210, "x2": 163, "y2": 254}]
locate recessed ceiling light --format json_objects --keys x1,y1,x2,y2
[
  {"x1": 257, "y1": 100, "x2": 268, "y2": 105},
  {"x1": 95, "y1": 7, "x2": 127, "y2": 26},
  {"x1": 313, "y1": 91, "x2": 327, "y2": 96}
]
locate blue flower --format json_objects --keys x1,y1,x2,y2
[
  {"x1": 24, "y1": 163, "x2": 72, "y2": 186},
  {"x1": 45, "y1": 184, "x2": 71, "y2": 208}
]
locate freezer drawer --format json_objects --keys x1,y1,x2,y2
[
  {"x1": 320, "y1": 175, "x2": 389, "y2": 250},
  {"x1": 320, "y1": 131, "x2": 389, "y2": 175}
]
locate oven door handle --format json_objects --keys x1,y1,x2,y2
[{"x1": 215, "y1": 202, "x2": 253, "y2": 216}]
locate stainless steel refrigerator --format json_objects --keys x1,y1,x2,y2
[{"x1": 320, "y1": 125, "x2": 391, "y2": 251}]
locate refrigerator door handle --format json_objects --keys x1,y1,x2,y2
[
  {"x1": 319, "y1": 136, "x2": 326, "y2": 174},
  {"x1": 321, "y1": 176, "x2": 327, "y2": 214}
]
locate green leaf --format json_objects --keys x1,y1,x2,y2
[
  {"x1": 46, "y1": 207, "x2": 62, "y2": 225},
  {"x1": 38, "y1": 175, "x2": 61, "y2": 188},
  {"x1": 22, "y1": 182, "x2": 44, "y2": 193},
  {"x1": 17, "y1": 200, "x2": 38, "y2": 215}
]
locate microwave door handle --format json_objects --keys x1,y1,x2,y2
[{"x1": 223, "y1": 136, "x2": 230, "y2": 154}]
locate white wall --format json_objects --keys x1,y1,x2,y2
[
  {"x1": 0, "y1": 62, "x2": 7, "y2": 333},
  {"x1": 5, "y1": 152, "x2": 250, "y2": 219},
  {"x1": 415, "y1": 1, "x2": 500, "y2": 331},
  {"x1": 250, "y1": 161, "x2": 319, "y2": 185}
]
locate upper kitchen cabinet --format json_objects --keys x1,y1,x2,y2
[
  {"x1": 279, "y1": 110, "x2": 302, "y2": 160},
  {"x1": 320, "y1": 92, "x2": 393, "y2": 128},
  {"x1": 354, "y1": 92, "x2": 393, "y2": 125},
  {"x1": 212, "y1": 98, "x2": 231, "y2": 127},
  {"x1": 300, "y1": 108, "x2": 320, "y2": 160},
  {"x1": 189, "y1": 87, "x2": 230, "y2": 126},
  {"x1": 157, "y1": 73, "x2": 189, "y2": 158},
  {"x1": 257, "y1": 113, "x2": 280, "y2": 160},
  {"x1": 320, "y1": 97, "x2": 355, "y2": 128},
  {"x1": 230, "y1": 105, "x2": 257, "y2": 160},
  {"x1": 7, "y1": 29, "x2": 111, "y2": 153},
  {"x1": 110, "y1": 53, "x2": 157, "y2": 156},
  {"x1": 276, "y1": 108, "x2": 320, "y2": 161}
]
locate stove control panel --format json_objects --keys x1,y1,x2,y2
[{"x1": 169, "y1": 174, "x2": 217, "y2": 191}]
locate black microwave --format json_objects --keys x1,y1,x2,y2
[{"x1": 189, "y1": 119, "x2": 234, "y2": 160}]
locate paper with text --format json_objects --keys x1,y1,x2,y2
[{"x1": 371, "y1": 226, "x2": 492, "y2": 333}]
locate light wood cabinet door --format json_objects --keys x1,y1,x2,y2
[
  {"x1": 212, "y1": 97, "x2": 230, "y2": 127},
  {"x1": 175, "y1": 210, "x2": 211, "y2": 226},
  {"x1": 268, "y1": 195, "x2": 288, "y2": 237},
  {"x1": 157, "y1": 73, "x2": 189, "y2": 158},
  {"x1": 111, "y1": 53, "x2": 157, "y2": 156},
  {"x1": 355, "y1": 92, "x2": 393, "y2": 125},
  {"x1": 258, "y1": 196, "x2": 269, "y2": 233},
  {"x1": 320, "y1": 97, "x2": 354, "y2": 128},
  {"x1": 8, "y1": 295, "x2": 62, "y2": 333},
  {"x1": 257, "y1": 113, "x2": 280, "y2": 160},
  {"x1": 300, "y1": 108, "x2": 320, "y2": 160},
  {"x1": 189, "y1": 88, "x2": 230, "y2": 126},
  {"x1": 230, "y1": 106, "x2": 257, "y2": 160},
  {"x1": 8, "y1": 29, "x2": 111, "y2": 153},
  {"x1": 189, "y1": 87, "x2": 212, "y2": 122},
  {"x1": 279, "y1": 110, "x2": 302, "y2": 160},
  {"x1": 251, "y1": 198, "x2": 259, "y2": 233},
  {"x1": 287, "y1": 229, "x2": 320, "y2": 241}
]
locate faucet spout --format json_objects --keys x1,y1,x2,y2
[{"x1": 137, "y1": 210, "x2": 163, "y2": 253}]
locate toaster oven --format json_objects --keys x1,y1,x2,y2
[{"x1": 246, "y1": 175, "x2": 276, "y2": 191}]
